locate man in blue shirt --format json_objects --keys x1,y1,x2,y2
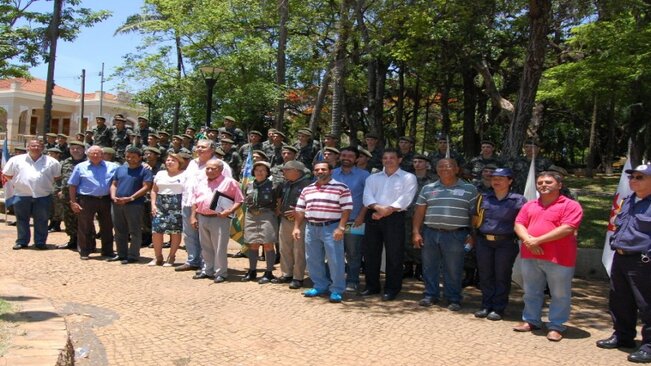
[
  {"x1": 597, "y1": 164, "x2": 651, "y2": 363},
  {"x1": 68, "y1": 145, "x2": 120, "y2": 259},
  {"x1": 332, "y1": 146, "x2": 370, "y2": 292},
  {"x1": 108, "y1": 147, "x2": 153, "y2": 264}
]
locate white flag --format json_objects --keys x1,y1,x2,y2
[
  {"x1": 512, "y1": 154, "x2": 539, "y2": 287},
  {"x1": 602, "y1": 158, "x2": 633, "y2": 276}
]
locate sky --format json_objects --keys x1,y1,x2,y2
[{"x1": 28, "y1": 0, "x2": 146, "y2": 95}]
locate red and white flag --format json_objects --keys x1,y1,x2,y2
[{"x1": 602, "y1": 158, "x2": 633, "y2": 276}]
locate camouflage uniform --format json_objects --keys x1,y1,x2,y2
[
  {"x1": 294, "y1": 141, "x2": 319, "y2": 171},
  {"x1": 111, "y1": 127, "x2": 131, "y2": 162},
  {"x1": 466, "y1": 155, "x2": 503, "y2": 184},
  {"x1": 59, "y1": 156, "x2": 87, "y2": 245},
  {"x1": 264, "y1": 143, "x2": 284, "y2": 168},
  {"x1": 167, "y1": 146, "x2": 192, "y2": 156},
  {"x1": 506, "y1": 156, "x2": 553, "y2": 194},
  {"x1": 367, "y1": 147, "x2": 384, "y2": 172},
  {"x1": 219, "y1": 127, "x2": 246, "y2": 147},
  {"x1": 238, "y1": 142, "x2": 263, "y2": 163},
  {"x1": 404, "y1": 170, "x2": 438, "y2": 269},
  {"x1": 136, "y1": 125, "x2": 156, "y2": 143},
  {"x1": 223, "y1": 149, "x2": 242, "y2": 180},
  {"x1": 93, "y1": 125, "x2": 112, "y2": 147},
  {"x1": 399, "y1": 151, "x2": 415, "y2": 173},
  {"x1": 56, "y1": 143, "x2": 70, "y2": 160},
  {"x1": 428, "y1": 150, "x2": 466, "y2": 171}
]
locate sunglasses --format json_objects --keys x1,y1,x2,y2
[{"x1": 629, "y1": 175, "x2": 646, "y2": 181}]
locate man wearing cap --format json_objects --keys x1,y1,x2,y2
[
  {"x1": 220, "y1": 138, "x2": 242, "y2": 180},
  {"x1": 273, "y1": 160, "x2": 311, "y2": 289},
  {"x1": 332, "y1": 146, "x2": 370, "y2": 292},
  {"x1": 111, "y1": 116, "x2": 131, "y2": 162},
  {"x1": 84, "y1": 130, "x2": 94, "y2": 149},
  {"x1": 220, "y1": 116, "x2": 246, "y2": 147},
  {"x1": 362, "y1": 148, "x2": 418, "y2": 301},
  {"x1": 158, "y1": 131, "x2": 171, "y2": 151},
  {"x1": 238, "y1": 130, "x2": 264, "y2": 162},
  {"x1": 513, "y1": 170, "x2": 583, "y2": 341},
  {"x1": 56, "y1": 141, "x2": 87, "y2": 250},
  {"x1": 56, "y1": 134, "x2": 70, "y2": 160},
  {"x1": 264, "y1": 130, "x2": 286, "y2": 168},
  {"x1": 126, "y1": 131, "x2": 143, "y2": 151},
  {"x1": 312, "y1": 133, "x2": 339, "y2": 167},
  {"x1": 168, "y1": 135, "x2": 192, "y2": 156},
  {"x1": 3, "y1": 139, "x2": 62, "y2": 250},
  {"x1": 508, "y1": 140, "x2": 553, "y2": 194},
  {"x1": 261, "y1": 128, "x2": 277, "y2": 153},
  {"x1": 206, "y1": 128, "x2": 220, "y2": 143},
  {"x1": 364, "y1": 132, "x2": 383, "y2": 172},
  {"x1": 428, "y1": 133, "x2": 465, "y2": 171},
  {"x1": 46, "y1": 147, "x2": 64, "y2": 233},
  {"x1": 403, "y1": 154, "x2": 438, "y2": 280},
  {"x1": 136, "y1": 116, "x2": 155, "y2": 142},
  {"x1": 356, "y1": 147, "x2": 377, "y2": 173},
  {"x1": 293, "y1": 162, "x2": 352, "y2": 303},
  {"x1": 270, "y1": 145, "x2": 298, "y2": 187},
  {"x1": 322, "y1": 147, "x2": 340, "y2": 169},
  {"x1": 93, "y1": 116, "x2": 112, "y2": 147},
  {"x1": 412, "y1": 158, "x2": 478, "y2": 310},
  {"x1": 597, "y1": 164, "x2": 651, "y2": 362},
  {"x1": 45, "y1": 133, "x2": 58, "y2": 149},
  {"x1": 475, "y1": 164, "x2": 497, "y2": 194},
  {"x1": 398, "y1": 136, "x2": 416, "y2": 173},
  {"x1": 295, "y1": 128, "x2": 318, "y2": 170},
  {"x1": 466, "y1": 141, "x2": 502, "y2": 184}
]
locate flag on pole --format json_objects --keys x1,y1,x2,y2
[
  {"x1": 445, "y1": 135, "x2": 450, "y2": 159},
  {"x1": 512, "y1": 150, "x2": 539, "y2": 287},
  {"x1": 230, "y1": 147, "x2": 253, "y2": 244},
  {"x1": 602, "y1": 158, "x2": 633, "y2": 276},
  {"x1": 1, "y1": 139, "x2": 15, "y2": 208}
]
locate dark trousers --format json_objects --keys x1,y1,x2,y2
[
  {"x1": 363, "y1": 211, "x2": 405, "y2": 294},
  {"x1": 476, "y1": 237, "x2": 519, "y2": 312},
  {"x1": 609, "y1": 252, "x2": 651, "y2": 351},
  {"x1": 77, "y1": 196, "x2": 113, "y2": 257}
]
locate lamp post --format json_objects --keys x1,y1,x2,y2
[{"x1": 199, "y1": 66, "x2": 224, "y2": 128}]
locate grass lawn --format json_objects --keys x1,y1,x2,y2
[
  {"x1": 565, "y1": 174, "x2": 620, "y2": 249},
  {"x1": 0, "y1": 298, "x2": 12, "y2": 357}
]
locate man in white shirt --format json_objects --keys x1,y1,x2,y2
[
  {"x1": 362, "y1": 148, "x2": 418, "y2": 300},
  {"x1": 2, "y1": 139, "x2": 61, "y2": 250}
]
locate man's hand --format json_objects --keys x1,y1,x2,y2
[
  {"x1": 412, "y1": 232, "x2": 423, "y2": 248},
  {"x1": 333, "y1": 227, "x2": 344, "y2": 241},
  {"x1": 191, "y1": 216, "x2": 199, "y2": 229},
  {"x1": 292, "y1": 227, "x2": 301, "y2": 240},
  {"x1": 70, "y1": 202, "x2": 82, "y2": 214},
  {"x1": 523, "y1": 236, "x2": 544, "y2": 255}
]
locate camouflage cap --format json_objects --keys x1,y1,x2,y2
[
  {"x1": 281, "y1": 145, "x2": 298, "y2": 153},
  {"x1": 102, "y1": 147, "x2": 116, "y2": 155},
  {"x1": 324, "y1": 146, "x2": 340, "y2": 155},
  {"x1": 144, "y1": 147, "x2": 161, "y2": 155}
]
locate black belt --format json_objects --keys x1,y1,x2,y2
[
  {"x1": 479, "y1": 233, "x2": 516, "y2": 241},
  {"x1": 615, "y1": 248, "x2": 645, "y2": 256},
  {"x1": 307, "y1": 219, "x2": 339, "y2": 227},
  {"x1": 427, "y1": 226, "x2": 468, "y2": 232},
  {"x1": 78, "y1": 194, "x2": 109, "y2": 199}
]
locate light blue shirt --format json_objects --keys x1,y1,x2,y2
[
  {"x1": 68, "y1": 160, "x2": 119, "y2": 196},
  {"x1": 332, "y1": 166, "x2": 370, "y2": 221}
]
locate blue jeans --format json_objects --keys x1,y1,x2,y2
[
  {"x1": 305, "y1": 222, "x2": 345, "y2": 294},
  {"x1": 344, "y1": 232, "x2": 363, "y2": 286},
  {"x1": 182, "y1": 205, "x2": 202, "y2": 267},
  {"x1": 13, "y1": 195, "x2": 51, "y2": 247},
  {"x1": 521, "y1": 258, "x2": 575, "y2": 331},
  {"x1": 421, "y1": 227, "x2": 467, "y2": 303}
]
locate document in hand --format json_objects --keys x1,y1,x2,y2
[{"x1": 209, "y1": 191, "x2": 235, "y2": 217}]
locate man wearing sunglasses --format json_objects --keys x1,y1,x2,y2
[{"x1": 597, "y1": 164, "x2": 651, "y2": 364}]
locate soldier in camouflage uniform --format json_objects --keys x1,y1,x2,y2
[
  {"x1": 111, "y1": 116, "x2": 131, "y2": 163},
  {"x1": 466, "y1": 141, "x2": 502, "y2": 184},
  {"x1": 238, "y1": 130, "x2": 264, "y2": 163},
  {"x1": 92, "y1": 116, "x2": 112, "y2": 147},
  {"x1": 167, "y1": 135, "x2": 192, "y2": 156},
  {"x1": 158, "y1": 131, "x2": 171, "y2": 152},
  {"x1": 56, "y1": 141, "x2": 87, "y2": 249},
  {"x1": 47, "y1": 147, "x2": 64, "y2": 232},
  {"x1": 136, "y1": 116, "x2": 155, "y2": 143},
  {"x1": 261, "y1": 128, "x2": 277, "y2": 154},
  {"x1": 45, "y1": 133, "x2": 58, "y2": 149},
  {"x1": 264, "y1": 130, "x2": 286, "y2": 168},
  {"x1": 398, "y1": 136, "x2": 416, "y2": 173},
  {"x1": 56, "y1": 134, "x2": 70, "y2": 160},
  {"x1": 294, "y1": 128, "x2": 319, "y2": 171},
  {"x1": 220, "y1": 138, "x2": 242, "y2": 180},
  {"x1": 270, "y1": 145, "x2": 298, "y2": 188},
  {"x1": 506, "y1": 140, "x2": 553, "y2": 194},
  {"x1": 364, "y1": 132, "x2": 384, "y2": 172},
  {"x1": 404, "y1": 154, "x2": 438, "y2": 280},
  {"x1": 474, "y1": 164, "x2": 497, "y2": 194},
  {"x1": 428, "y1": 134, "x2": 466, "y2": 174},
  {"x1": 219, "y1": 116, "x2": 246, "y2": 147}
]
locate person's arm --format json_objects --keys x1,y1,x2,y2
[
  {"x1": 334, "y1": 209, "x2": 352, "y2": 241},
  {"x1": 130, "y1": 181, "x2": 152, "y2": 201},
  {"x1": 353, "y1": 206, "x2": 367, "y2": 227},
  {"x1": 150, "y1": 183, "x2": 159, "y2": 217},
  {"x1": 515, "y1": 222, "x2": 543, "y2": 255},
  {"x1": 292, "y1": 210, "x2": 305, "y2": 240},
  {"x1": 524, "y1": 224, "x2": 576, "y2": 247},
  {"x1": 191, "y1": 204, "x2": 199, "y2": 229},
  {"x1": 411, "y1": 204, "x2": 426, "y2": 248},
  {"x1": 69, "y1": 185, "x2": 82, "y2": 213}
]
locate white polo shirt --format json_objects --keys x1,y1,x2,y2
[{"x1": 2, "y1": 154, "x2": 61, "y2": 198}]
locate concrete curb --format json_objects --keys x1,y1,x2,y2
[{"x1": 0, "y1": 278, "x2": 73, "y2": 366}]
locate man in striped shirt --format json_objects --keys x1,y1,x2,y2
[
  {"x1": 412, "y1": 158, "x2": 478, "y2": 311},
  {"x1": 293, "y1": 162, "x2": 352, "y2": 303}
]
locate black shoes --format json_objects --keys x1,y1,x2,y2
[
  {"x1": 214, "y1": 275, "x2": 227, "y2": 283},
  {"x1": 241, "y1": 270, "x2": 257, "y2": 282},
  {"x1": 12, "y1": 244, "x2": 26, "y2": 250},
  {"x1": 107, "y1": 255, "x2": 123, "y2": 262},
  {"x1": 487, "y1": 311, "x2": 503, "y2": 321},
  {"x1": 382, "y1": 292, "x2": 398, "y2": 301},
  {"x1": 360, "y1": 289, "x2": 380, "y2": 296},
  {"x1": 192, "y1": 273, "x2": 211, "y2": 280},
  {"x1": 629, "y1": 350, "x2": 651, "y2": 363},
  {"x1": 474, "y1": 308, "x2": 490, "y2": 318},
  {"x1": 232, "y1": 251, "x2": 247, "y2": 258},
  {"x1": 419, "y1": 297, "x2": 438, "y2": 307},
  {"x1": 271, "y1": 276, "x2": 293, "y2": 284},
  {"x1": 174, "y1": 263, "x2": 200, "y2": 272},
  {"x1": 258, "y1": 271, "x2": 275, "y2": 284},
  {"x1": 596, "y1": 335, "x2": 636, "y2": 349},
  {"x1": 288, "y1": 280, "x2": 303, "y2": 289}
]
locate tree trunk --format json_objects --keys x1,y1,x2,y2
[
  {"x1": 440, "y1": 74, "x2": 452, "y2": 135},
  {"x1": 172, "y1": 34, "x2": 184, "y2": 135},
  {"x1": 309, "y1": 59, "x2": 334, "y2": 134},
  {"x1": 462, "y1": 66, "x2": 478, "y2": 158},
  {"x1": 409, "y1": 77, "x2": 420, "y2": 138},
  {"x1": 396, "y1": 64, "x2": 406, "y2": 137},
  {"x1": 603, "y1": 96, "x2": 615, "y2": 175},
  {"x1": 503, "y1": 0, "x2": 552, "y2": 158},
  {"x1": 371, "y1": 60, "x2": 388, "y2": 143},
  {"x1": 331, "y1": 0, "x2": 352, "y2": 137},
  {"x1": 274, "y1": 0, "x2": 288, "y2": 131},
  {"x1": 43, "y1": 0, "x2": 63, "y2": 136},
  {"x1": 585, "y1": 95, "x2": 598, "y2": 178}
]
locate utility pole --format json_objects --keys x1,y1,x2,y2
[
  {"x1": 99, "y1": 62, "x2": 105, "y2": 116},
  {"x1": 43, "y1": 0, "x2": 63, "y2": 136},
  {"x1": 80, "y1": 69, "x2": 85, "y2": 133}
]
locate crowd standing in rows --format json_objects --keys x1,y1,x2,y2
[{"x1": 2, "y1": 113, "x2": 651, "y2": 364}]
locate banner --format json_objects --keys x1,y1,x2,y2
[
  {"x1": 230, "y1": 147, "x2": 253, "y2": 244},
  {"x1": 512, "y1": 152, "x2": 539, "y2": 287},
  {"x1": 602, "y1": 158, "x2": 632, "y2": 276}
]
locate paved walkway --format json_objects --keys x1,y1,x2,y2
[{"x1": 0, "y1": 223, "x2": 638, "y2": 366}]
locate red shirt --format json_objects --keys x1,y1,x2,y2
[{"x1": 515, "y1": 195, "x2": 583, "y2": 267}]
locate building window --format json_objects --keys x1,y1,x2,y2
[
  {"x1": 30, "y1": 116, "x2": 38, "y2": 135},
  {"x1": 62, "y1": 118, "x2": 70, "y2": 135},
  {"x1": 51, "y1": 118, "x2": 60, "y2": 134}
]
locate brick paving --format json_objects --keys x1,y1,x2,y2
[{"x1": 0, "y1": 222, "x2": 639, "y2": 366}]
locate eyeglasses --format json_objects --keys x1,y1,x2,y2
[{"x1": 629, "y1": 175, "x2": 646, "y2": 181}]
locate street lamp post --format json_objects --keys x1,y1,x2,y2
[{"x1": 199, "y1": 66, "x2": 224, "y2": 128}]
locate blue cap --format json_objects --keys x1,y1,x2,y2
[
  {"x1": 490, "y1": 168, "x2": 513, "y2": 177},
  {"x1": 626, "y1": 164, "x2": 651, "y2": 175}
]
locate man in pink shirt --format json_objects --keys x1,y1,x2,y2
[
  {"x1": 513, "y1": 171, "x2": 583, "y2": 342},
  {"x1": 191, "y1": 159, "x2": 243, "y2": 283}
]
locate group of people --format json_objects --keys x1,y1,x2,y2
[{"x1": 2, "y1": 113, "x2": 651, "y2": 364}]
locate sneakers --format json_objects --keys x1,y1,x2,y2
[
  {"x1": 345, "y1": 284, "x2": 358, "y2": 292},
  {"x1": 486, "y1": 311, "x2": 503, "y2": 321},
  {"x1": 329, "y1": 292, "x2": 343, "y2": 303},
  {"x1": 258, "y1": 271, "x2": 275, "y2": 284},
  {"x1": 447, "y1": 303, "x2": 461, "y2": 311},
  {"x1": 474, "y1": 308, "x2": 490, "y2": 318},
  {"x1": 303, "y1": 288, "x2": 328, "y2": 297}
]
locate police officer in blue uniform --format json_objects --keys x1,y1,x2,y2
[
  {"x1": 472, "y1": 168, "x2": 526, "y2": 321},
  {"x1": 597, "y1": 164, "x2": 651, "y2": 363}
]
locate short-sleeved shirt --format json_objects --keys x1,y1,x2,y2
[
  {"x1": 332, "y1": 166, "x2": 370, "y2": 221},
  {"x1": 192, "y1": 174, "x2": 244, "y2": 215},
  {"x1": 295, "y1": 178, "x2": 353, "y2": 223},
  {"x1": 2, "y1": 154, "x2": 61, "y2": 197},
  {"x1": 476, "y1": 191, "x2": 526, "y2": 235},
  {"x1": 113, "y1": 165, "x2": 153, "y2": 204},
  {"x1": 416, "y1": 180, "x2": 478, "y2": 230},
  {"x1": 154, "y1": 170, "x2": 186, "y2": 195},
  {"x1": 515, "y1": 195, "x2": 583, "y2": 267},
  {"x1": 611, "y1": 194, "x2": 651, "y2": 254},
  {"x1": 68, "y1": 160, "x2": 119, "y2": 196}
]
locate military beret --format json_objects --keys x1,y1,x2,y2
[
  {"x1": 365, "y1": 132, "x2": 379, "y2": 139},
  {"x1": 181, "y1": 134, "x2": 193, "y2": 139},
  {"x1": 177, "y1": 152, "x2": 193, "y2": 160},
  {"x1": 207, "y1": 128, "x2": 220, "y2": 133},
  {"x1": 172, "y1": 135, "x2": 184, "y2": 140},
  {"x1": 282, "y1": 160, "x2": 306, "y2": 171},
  {"x1": 281, "y1": 145, "x2": 298, "y2": 153},
  {"x1": 357, "y1": 147, "x2": 372, "y2": 158},
  {"x1": 324, "y1": 147, "x2": 340, "y2": 155},
  {"x1": 399, "y1": 136, "x2": 414, "y2": 144},
  {"x1": 413, "y1": 154, "x2": 430, "y2": 161},
  {"x1": 481, "y1": 140, "x2": 495, "y2": 147},
  {"x1": 57, "y1": 133, "x2": 67, "y2": 138},
  {"x1": 273, "y1": 130, "x2": 287, "y2": 139},
  {"x1": 185, "y1": 126, "x2": 197, "y2": 131},
  {"x1": 46, "y1": 133, "x2": 57, "y2": 138},
  {"x1": 214, "y1": 147, "x2": 225, "y2": 156},
  {"x1": 158, "y1": 131, "x2": 170, "y2": 136},
  {"x1": 324, "y1": 133, "x2": 339, "y2": 140},
  {"x1": 547, "y1": 164, "x2": 568, "y2": 176},
  {"x1": 144, "y1": 147, "x2": 161, "y2": 155},
  {"x1": 149, "y1": 133, "x2": 160, "y2": 139},
  {"x1": 75, "y1": 132, "x2": 84, "y2": 137},
  {"x1": 253, "y1": 161, "x2": 271, "y2": 170},
  {"x1": 113, "y1": 116, "x2": 126, "y2": 122},
  {"x1": 47, "y1": 147, "x2": 62, "y2": 154},
  {"x1": 297, "y1": 128, "x2": 313, "y2": 137},
  {"x1": 95, "y1": 116, "x2": 106, "y2": 121},
  {"x1": 137, "y1": 116, "x2": 148, "y2": 121},
  {"x1": 114, "y1": 113, "x2": 125, "y2": 119},
  {"x1": 224, "y1": 116, "x2": 236, "y2": 123},
  {"x1": 102, "y1": 147, "x2": 116, "y2": 155},
  {"x1": 268, "y1": 128, "x2": 278, "y2": 134},
  {"x1": 483, "y1": 163, "x2": 498, "y2": 171},
  {"x1": 220, "y1": 138, "x2": 235, "y2": 144},
  {"x1": 128, "y1": 131, "x2": 139, "y2": 137},
  {"x1": 69, "y1": 141, "x2": 85, "y2": 147},
  {"x1": 85, "y1": 130, "x2": 93, "y2": 134},
  {"x1": 249, "y1": 130, "x2": 264, "y2": 137},
  {"x1": 252, "y1": 150, "x2": 268, "y2": 161},
  {"x1": 219, "y1": 129, "x2": 234, "y2": 137}
]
